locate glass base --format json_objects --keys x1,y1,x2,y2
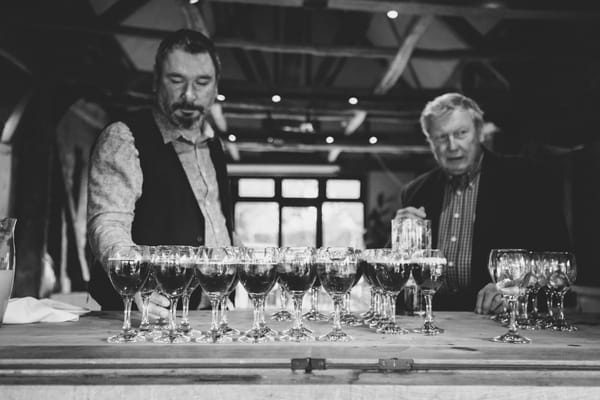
[
  {"x1": 271, "y1": 310, "x2": 293, "y2": 322},
  {"x1": 259, "y1": 325, "x2": 279, "y2": 337},
  {"x1": 107, "y1": 329, "x2": 142, "y2": 343},
  {"x1": 491, "y1": 331, "x2": 531, "y2": 344},
  {"x1": 340, "y1": 312, "x2": 363, "y2": 326},
  {"x1": 318, "y1": 328, "x2": 352, "y2": 342},
  {"x1": 136, "y1": 328, "x2": 161, "y2": 339},
  {"x1": 195, "y1": 329, "x2": 234, "y2": 344},
  {"x1": 153, "y1": 330, "x2": 191, "y2": 344},
  {"x1": 239, "y1": 328, "x2": 276, "y2": 344},
  {"x1": 376, "y1": 322, "x2": 408, "y2": 335},
  {"x1": 413, "y1": 321, "x2": 444, "y2": 335},
  {"x1": 219, "y1": 324, "x2": 240, "y2": 336},
  {"x1": 280, "y1": 327, "x2": 315, "y2": 342},
  {"x1": 360, "y1": 309, "x2": 375, "y2": 320},
  {"x1": 552, "y1": 320, "x2": 578, "y2": 332},
  {"x1": 177, "y1": 321, "x2": 192, "y2": 334},
  {"x1": 368, "y1": 316, "x2": 388, "y2": 329},
  {"x1": 302, "y1": 309, "x2": 329, "y2": 321}
]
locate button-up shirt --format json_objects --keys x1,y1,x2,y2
[
  {"x1": 437, "y1": 154, "x2": 483, "y2": 292},
  {"x1": 87, "y1": 108, "x2": 231, "y2": 263}
]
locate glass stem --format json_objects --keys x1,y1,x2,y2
[
  {"x1": 333, "y1": 296, "x2": 343, "y2": 331},
  {"x1": 545, "y1": 287, "x2": 554, "y2": 317},
  {"x1": 251, "y1": 295, "x2": 262, "y2": 330},
  {"x1": 121, "y1": 296, "x2": 133, "y2": 333},
  {"x1": 389, "y1": 294, "x2": 398, "y2": 325},
  {"x1": 556, "y1": 291, "x2": 566, "y2": 322},
  {"x1": 220, "y1": 298, "x2": 228, "y2": 325},
  {"x1": 140, "y1": 294, "x2": 151, "y2": 329},
  {"x1": 167, "y1": 297, "x2": 177, "y2": 335},
  {"x1": 369, "y1": 289, "x2": 375, "y2": 313},
  {"x1": 507, "y1": 296, "x2": 519, "y2": 335},
  {"x1": 343, "y1": 293, "x2": 350, "y2": 314},
  {"x1": 531, "y1": 288, "x2": 539, "y2": 316},
  {"x1": 259, "y1": 298, "x2": 267, "y2": 327},
  {"x1": 310, "y1": 288, "x2": 319, "y2": 312},
  {"x1": 424, "y1": 292, "x2": 433, "y2": 324},
  {"x1": 181, "y1": 294, "x2": 190, "y2": 325},
  {"x1": 210, "y1": 297, "x2": 221, "y2": 331},
  {"x1": 292, "y1": 294, "x2": 304, "y2": 330}
]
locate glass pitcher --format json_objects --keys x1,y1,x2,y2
[{"x1": 0, "y1": 218, "x2": 16, "y2": 325}]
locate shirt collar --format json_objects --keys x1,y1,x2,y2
[
  {"x1": 445, "y1": 152, "x2": 484, "y2": 190},
  {"x1": 152, "y1": 107, "x2": 215, "y2": 146}
]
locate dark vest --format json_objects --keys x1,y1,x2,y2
[{"x1": 89, "y1": 110, "x2": 233, "y2": 310}]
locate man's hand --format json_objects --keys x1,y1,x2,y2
[
  {"x1": 395, "y1": 206, "x2": 427, "y2": 220},
  {"x1": 134, "y1": 292, "x2": 170, "y2": 320},
  {"x1": 475, "y1": 283, "x2": 505, "y2": 314}
]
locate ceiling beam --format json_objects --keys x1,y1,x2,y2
[
  {"x1": 99, "y1": 0, "x2": 149, "y2": 24},
  {"x1": 176, "y1": 0, "x2": 210, "y2": 36},
  {"x1": 208, "y1": 0, "x2": 600, "y2": 20},
  {"x1": 374, "y1": 15, "x2": 433, "y2": 94},
  {"x1": 231, "y1": 141, "x2": 431, "y2": 155}
]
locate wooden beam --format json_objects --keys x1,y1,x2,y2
[
  {"x1": 176, "y1": 0, "x2": 210, "y2": 36},
  {"x1": 210, "y1": 103, "x2": 228, "y2": 132},
  {"x1": 225, "y1": 142, "x2": 241, "y2": 161},
  {"x1": 1, "y1": 90, "x2": 32, "y2": 143},
  {"x1": 328, "y1": 148, "x2": 342, "y2": 163},
  {"x1": 99, "y1": 0, "x2": 149, "y2": 23},
  {"x1": 374, "y1": 15, "x2": 433, "y2": 95},
  {"x1": 344, "y1": 110, "x2": 367, "y2": 135},
  {"x1": 209, "y1": 0, "x2": 600, "y2": 20},
  {"x1": 232, "y1": 141, "x2": 430, "y2": 155}
]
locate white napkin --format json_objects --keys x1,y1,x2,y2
[{"x1": 2, "y1": 297, "x2": 89, "y2": 324}]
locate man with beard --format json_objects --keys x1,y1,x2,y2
[{"x1": 87, "y1": 30, "x2": 232, "y2": 318}]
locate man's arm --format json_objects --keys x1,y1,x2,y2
[{"x1": 87, "y1": 122, "x2": 142, "y2": 270}]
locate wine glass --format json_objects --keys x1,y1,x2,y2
[
  {"x1": 361, "y1": 249, "x2": 387, "y2": 329},
  {"x1": 238, "y1": 247, "x2": 280, "y2": 343},
  {"x1": 340, "y1": 254, "x2": 364, "y2": 327},
  {"x1": 411, "y1": 249, "x2": 447, "y2": 335},
  {"x1": 547, "y1": 252, "x2": 577, "y2": 331},
  {"x1": 372, "y1": 249, "x2": 411, "y2": 335},
  {"x1": 302, "y1": 275, "x2": 328, "y2": 322},
  {"x1": 271, "y1": 282, "x2": 292, "y2": 321},
  {"x1": 178, "y1": 246, "x2": 203, "y2": 335},
  {"x1": 357, "y1": 251, "x2": 376, "y2": 322},
  {"x1": 137, "y1": 247, "x2": 159, "y2": 339},
  {"x1": 219, "y1": 247, "x2": 243, "y2": 337},
  {"x1": 488, "y1": 249, "x2": 531, "y2": 344},
  {"x1": 278, "y1": 246, "x2": 317, "y2": 342},
  {"x1": 106, "y1": 245, "x2": 151, "y2": 343},
  {"x1": 317, "y1": 247, "x2": 359, "y2": 342},
  {"x1": 152, "y1": 246, "x2": 196, "y2": 344},
  {"x1": 195, "y1": 247, "x2": 239, "y2": 343}
]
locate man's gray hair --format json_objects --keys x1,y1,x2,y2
[{"x1": 420, "y1": 93, "x2": 484, "y2": 136}]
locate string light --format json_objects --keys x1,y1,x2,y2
[
  {"x1": 271, "y1": 94, "x2": 282, "y2": 103},
  {"x1": 217, "y1": 94, "x2": 226, "y2": 102},
  {"x1": 228, "y1": 134, "x2": 237, "y2": 142},
  {"x1": 348, "y1": 97, "x2": 358, "y2": 105},
  {"x1": 387, "y1": 10, "x2": 399, "y2": 19},
  {"x1": 369, "y1": 136, "x2": 378, "y2": 144},
  {"x1": 326, "y1": 136, "x2": 335, "y2": 144}
]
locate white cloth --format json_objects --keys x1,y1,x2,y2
[{"x1": 2, "y1": 297, "x2": 89, "y2": 324}]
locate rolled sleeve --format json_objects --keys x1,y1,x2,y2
[{"x1": 87, "y1": 122, "x2": 142, "y2": 266}]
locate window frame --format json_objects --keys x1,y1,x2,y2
[{"x1": 230, "y1": 176, "x2": 366, "y2": 247}]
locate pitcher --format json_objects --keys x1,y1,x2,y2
[{"x1": 0, "y1": 218, "x2": 16, "y2": 325}]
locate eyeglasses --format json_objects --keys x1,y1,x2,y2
[{"x1": 428, "y1": 129, "x2": 469, "y2": 146}]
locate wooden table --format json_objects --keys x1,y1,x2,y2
[{"x1": 1, "y1": 310, "x2": 599, "y2": 399}]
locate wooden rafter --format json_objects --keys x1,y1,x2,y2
[
  {"x1": 176, "y1": 0, "x2": 210, "y2": 36},
  {"x1": 99, "y1": 0, "x2": 149, "y2": 23},
  {"x1": 208, "y1": 0, "x2": 600, "y2": 20},
  {"x1": 232, "y1": 141, "x2": 430, "y2": 155},
  {"x1": 374, "y1": 15, "x2": 433, "y2": 95}
]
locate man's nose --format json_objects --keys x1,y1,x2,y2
[
  {"x1": 182, "y1": 83, "x2": 196, "y2": 101},
  {"x1": 447, "y1": 135, "x2": 458, "y2": 150}
]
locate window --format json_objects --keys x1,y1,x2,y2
[{"x1": 231, "y1": 177, "x2": 364, "y2": 249}]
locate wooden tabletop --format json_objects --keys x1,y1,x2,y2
[{"x1": 1, "y1": 310, "x2": 599, "y2": 399}]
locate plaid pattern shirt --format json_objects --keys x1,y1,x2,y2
[{"x1": 437, "y1": 158, "x2": 482, "y2": 292}]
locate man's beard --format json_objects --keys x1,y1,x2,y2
[{"x1": 169, "y1": 101, "x2": 206, "y2": 130}]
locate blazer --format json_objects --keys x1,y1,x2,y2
[{"x1": 400, "y1": 149, "x2": 571, "y2": 310}]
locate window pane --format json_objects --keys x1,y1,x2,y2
[
  {"x1": 326, "y1": 179, "x2": 361, "y2": 199},
  {"x1": 282, "y1": 179, "x2": 318, "y2": 198},
  {"x1": 282, "y1": 207, "x2": 316, "y2": 247},
  {"x1": 238, "y1": 178, "x2": 275, "y2": 197},
  {"x1": 235, "y1": 202, "x2": 279, "y2": 246},
  {"x1": 322, "y1": 202, "x2": 364, "y2": 248}
]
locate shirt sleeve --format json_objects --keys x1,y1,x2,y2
[{"x1": 87, "y1": 122, "x2": 142, "y2": 269}]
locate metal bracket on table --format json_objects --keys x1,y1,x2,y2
[
  {"x1": 378, "y1": 358, "x2": 414, "y2": 372},
  {"x1": 291, "y1": 358, "x2": 327, "y2": 373}
]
